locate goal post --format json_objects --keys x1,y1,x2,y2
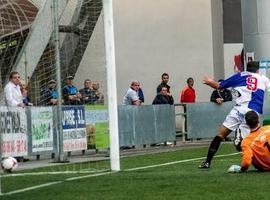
[{"x1": 103, "y1": 0, "x2": 120, "y2": 171}]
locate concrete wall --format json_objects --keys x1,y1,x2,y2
[
  {"x1": 113, "y1": 0, "x2": 222, "y2": 104},
  {"x1": 223, "y1": 0, "x2": 242, "y2": 43},
  {"x1": 242, "y1": 0, "x2": 270, "y2": 60},
  {"x1": 223, "y1": 43, "x2": 243, "y2": 78},
  {"x1": 211, "y1": 0, "x2": 224, "y2": 80},
  {"x1": 75, "y1": 0, "x2": 225, "y2": 104},
  {"x1": 73, "y1": 14, "x2": 107, "y2": 96}
]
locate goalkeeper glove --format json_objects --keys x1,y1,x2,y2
[{"x1": 227, "y1": 164, "x2": 241, "y2": 173}]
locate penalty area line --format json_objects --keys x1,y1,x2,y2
[{"x1": 0, "y1": 152, "x2": 240, "y2": 196}]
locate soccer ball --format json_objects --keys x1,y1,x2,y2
[{"x1": 1, "y1": 157, "x2": 18, "y2": 172}]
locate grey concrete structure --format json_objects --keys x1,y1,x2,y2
[
  {"x1": 75, "y1": 0, "x2": 225, "y2": 104},
  {"x1": 13, "y1": 0, "x2": 68, "y2": 83},
  {"x1": 212, "y1": 0, "x2": 225, "y2": 80},
  {"x1": 223, "y1": 0, "x2": 242, "y2": 43},
  {"x1": 241, "y1": 0, "x2": 270, "y2": 60},
  {"x1": 114, "y1": 0, "x2": 225, "y2": 103}
]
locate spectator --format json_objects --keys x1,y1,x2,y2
[
  {"x1": 92, "y1": 81, "x2": 104, "y2": 104},
  {"x1": 79, "y1": 79, "x2": 96, "y2": 104},
  {"x1": 122, "y1": 80, "x2": 141, "y2": 105},
  {"x1": 138, "y1": 82, "x2": 144, "y2": 103},
  {"x1": 138, "y1": 87, "x2": 144, "y2": 103},
  {"x1": 180, "y1": 77, "x2": 196, "y2": 103},
  {"x1": 4, "y1": 72, "x2": 29, "y2": 162},
  {"x1": 62, "y1": 75, "x2": 82, "y2": 105},
  {"x1": 210, "y1": 79, "x2": 233, "y2": 142},
  {"x1": 20, "y1": 80, "x2": 33, "y2": 106},
  {"x1": 210, "y1": 79, "x2": 232, "y2": 104},
  {"x1": 157, "y1": 73, "x2": 170, "y2": 94},
  {"x1": 152, "y1": 86, "x2": 174, "y2": 105},
  {"x1": 4, "y1": 71, "x2": 24, "y2": 107},
  {"x1": 45, "y1": 79, "x2": 59, "y2": 105}
]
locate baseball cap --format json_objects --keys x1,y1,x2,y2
[
  {"x1": 66, "y1": 75, "x2": 73, "y2": 80},
  {"x1": 49, "y1": 79, "x2": 56, "y2": 84}
]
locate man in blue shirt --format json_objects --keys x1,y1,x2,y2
[
  {"x1": 62, "y1": 76, "x2": 82, "y2": 105},
  {"x1": 45, "y1": 79, "x2": 59, "y2": 105}
]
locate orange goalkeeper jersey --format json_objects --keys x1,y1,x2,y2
[{"x1": 241, "y1": 125, "x2": 270, "y2": 171}]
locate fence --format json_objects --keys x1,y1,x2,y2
[
  {"x1": 184, "y1": 97, "x2": 270, "y2": 139},
  {"x1": 0, "y1": 106, "x2": 88, "y2": 158},
  {"x1": 185, "y1": 102, "x2": 234, "y2": 139},
  {"x1": 0, "y1": 104, "x2": 176, "y2": 158},
  {"x1": 2, "y1": 101, "x2": 270, "y2": 158},
  {"x1": 118, "y1": 105, "x2": 176, "y2": 146}
]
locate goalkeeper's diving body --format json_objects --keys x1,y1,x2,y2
[
  {"x1": 228, "y1": 111, "x2": 270, "y2": 173},
  {"x1": 199, "y1": 61, "x2": 270, "y2": 169}
]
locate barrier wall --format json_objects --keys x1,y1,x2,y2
[
  {"x1": 186, "y1": 100, "x2": 270, "y2": 139},
  {"x1": 0, "y1": 104, "x2": 177, "y2": 158},
  {"x1": 0, "y1": 106, "x2": 87, "y2": 158},
  {"x1": 118, "y1": 105, "x2": 176, "y2": 146},
  {"x1": 3, "y1": 102, "x2": 268, "y2": 158},
  {"x1": 186, "y1": 102, "x2": 234, "y2": 138}
]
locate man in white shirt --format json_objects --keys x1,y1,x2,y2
[
  {"x1": 4, "y1": 71, "x2": 24, "y2": 107},
  {"x1": 122, "y1": 81, "x2": 141, "y2": 105}
]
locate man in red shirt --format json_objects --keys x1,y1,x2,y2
[{"x1": 180, "y1": 77, "x2": 196, "y2": 103}]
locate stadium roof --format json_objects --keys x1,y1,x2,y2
[{"x1": 0, "y1": 0, "x2": 38, "y2": 38}]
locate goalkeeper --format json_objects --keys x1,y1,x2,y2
[{"x1": 229, "y1": 110, "x2": 270, "y2": 173}]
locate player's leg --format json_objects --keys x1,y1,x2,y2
[
  {"x1": 199, "y1": 107, "x2": 239, "y2": 169},
  {"x1": 234, "y1": 123, "x2": 250, "y2": 151},
  {"x1": 198, "y1": 125, "x2": 231, "y2": 168}
]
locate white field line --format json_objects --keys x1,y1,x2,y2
[
  {"x1": 1, "y1": 181, "x2": 63, "y2": 196},
  {"x1": 1, "y1": 171, "x2": 115, "y2": 196},
  {"x1": 125, "y1": 152, "x2": 240, "y2": 171},
  {"x1": 2, "y1": 169, "x2": 108, "y2": 177},
  {"x1": 0, "y1": 152, "x2": 240, "y2": 196}
]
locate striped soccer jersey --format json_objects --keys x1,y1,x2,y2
[{"x1": 220, "y1": 72, "x2": 270, "y2": 114}]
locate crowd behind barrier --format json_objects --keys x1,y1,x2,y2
[
  {"x1": 0, "y1": 106, "x2": 88, "y2": 158},
  {"x1": 2, "y1": 102, "x2": 267, "y2": 158}
]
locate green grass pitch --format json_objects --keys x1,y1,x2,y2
[{"x1": 1, "y1": 143, "x2": 270, "y2": 200}]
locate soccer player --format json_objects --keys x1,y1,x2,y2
[
  {"x1": 228, "y1": 111, "x2": 270, "y2": 173},
  {"x1": 199, "y1": 61, "x2": 270, "y2": 169}
]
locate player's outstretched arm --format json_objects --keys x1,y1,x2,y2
[{"x1": 203, "y1": 76, "x2": 220, "y2": 89}]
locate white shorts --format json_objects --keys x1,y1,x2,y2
[{"x1": 222, "y1": 106, "x2": 251, "y2": 138}]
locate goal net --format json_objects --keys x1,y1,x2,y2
[{"x1": 0, "y1": 0, "x2": 116, "y2": 190}]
